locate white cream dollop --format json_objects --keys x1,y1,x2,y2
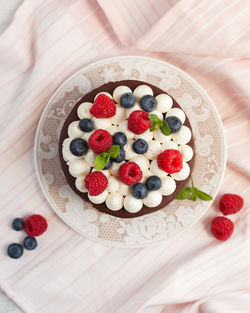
[
  {"x1": 161, "y1": 141, "x2": 179, "y2": 151},
  {"x1": 130, "y1": 155, "x2": 149, "y2": 172},
  {"x1": 68, "y1": 121, "x2": 83, "y2": 138},
  {"x1": 110, "y1": 161, "x2": 124, "y2": 176},
  {"x1": 109, "y1": 125, "x2": 120, "y2": 135},
  {"x1": 141, "y1": 171, "x2": 153, "y2": 183},
  {"x1": 69, "y1": 159, "x2": 90, "y2": 177},
  {"x1": 155, "y1": 94, "x2": 173, "y2": 113},
  {"x1": 106, "y1": 193, "x2": 124, "y2": 211},
  {"x1": 113, "y1": 86, "x2": 132, "y2": 104},
  {"x1": 150, "y1": 159, "x2": 166, "y2": 177},
  {"x1": 150, "y1": 110, "x2": 163, "y2": 120},
  {"x1": 82, "y1": 130, "x2": 94, "y2": 142},
  {"x1": 88, "y1": 190, "x2": 108, "y2": 204},
  {"x1": 124, "y1": 195, "x2": 143, "y2": 213},
  {"x1": 75, "y1": 176, "x2": 88, "y2": 193},
  {"x1": 133, "y1": 85, "x2": 153, "y2": 101},
  {"x1": 172, "y1": 126, "x2": 191, "y2": 145},
  {"x1": 83, "y1": 149, "x2": 96, "y2": 167},
  {"x1": 179, "y1": 144, "x2": 193, "y2": 162},
  {"x1": 120, "y1": 182, "x2": 129, "y2": 195},
  {"x1": 111, "y1": 106, "x2": 126, "y2": 125},
  {"x1": 107, "y1": 176, "x2": 120, "y2": 193},
  {"x1": 134, "y1": 129, "x2": 153, "y2": 141},
  {"x1": 92, "y1": 117, "x2": 112, "y2": 130},
  {"x1": 77, "y1": 102, "x2": 93, "y2": 119},
  {"x1": 153, "y1": 128, "x2": 171, "y2": 143},
  {"x1": 126, "y1": 102, "x2": 141, "y2": 118},
  {"x1": 160, "y1": 176, "x2": 176, "y2": 196},
  {"x1": 94, "y1": 92, "x2": 113, "y2": 100},
  {"x1": 62, "y1": 138, "x2": 80, "y2": 162},
  {"x1": 144, "y1": 140, "x2": 162, "y2": 160},
  {"x1": 166, "y1": 108, "x2": 186, "y2": 124},
  {"x1": 124, "y1": 140, "x2": 138, "y2": 160},
  {"x1": 143, "y1": 191, "x2": 162, "y2": 207},
  {"x1": 119, "y1": 120, "x2": 135, "y2": 140},
  {"x1": 91, "y1": 168, "x2": 110, "y2": 178},
  {"x1": 171, "y1": 162, "x2": 190, "y2": 181}
]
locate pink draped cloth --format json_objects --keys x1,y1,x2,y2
[{"x1": 0, "y1": 0, "x2": 250, "y2": 312}]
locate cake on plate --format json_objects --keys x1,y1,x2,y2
[{"x1": 59, "y1": 80, "x2": 194, "y2": 218}]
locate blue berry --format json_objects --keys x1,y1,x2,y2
[
  {"x1": 113, "y1": 132, "x2": 127, "y2": 147},
  {"x1": 111, "y1": 147, "x2": 125, "y2": 163},
  {"x1": 12, "y1": 218, "x2": 24, "y2": 231},
  {"x1": 23, "y1": 236, "x2": 37, "y2": 250},
  {"x1": 120, "y1": 92, "x2": 136, "y2": 108},
  {"x1": 165, "y1": 116, "x2": 182, "y2": 133},
  {"x1": 132, "y1": 139, "x2": 148, "y2": 154},
  {"x1": 79, "y1": 118, "x2": 94, "y2": 132},
  {"x1": 140, "y1": 95, "x2": 157, "y2": 112},
  {"x1": 103, "y1": 159, "x2": 112, "y2": 170},
  {"x1": 132, "y1": 183, "x2": 148, "y2": 199},
  {"x1": 7, "y1": 243, "x2": 23, "y2": 259},
  {"x1": 70, "y1": 138, "x2": 88, "y2": 156},
  {"x1": 146, "y1": 176, "x2": 162, "y2": 191}
]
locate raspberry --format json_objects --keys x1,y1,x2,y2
[
  {"x1": 89, "y1": 129, "x2": 113, "y2": 154},
  {"x1": 219, "y1": 194, "x2": 244, "y2": 215},
  {"x1": 90, "y1": 94, "x2": 116, "y2": 118},
  {"x1": 119, "y1": 162, "x2": 143, "y2": 185},
  {"x1": 128, "y1": 110, "x2": 152, "y2": 134},
  {"x1": 210, "y1": 216, "x2": 234, "y2": 241},
  {"x1": 84, "y1": 171, "x2": 108, "y2": 196},
  {"x1": 24, "y1": 214, "x2": 48, "y2": 237},
  {"x1": 157, "y1": 149, "x2": 183, "y2": 174}
]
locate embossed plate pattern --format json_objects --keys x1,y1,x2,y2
[{"x1": 34, "y1": 56, "x2": 226, "y2": 247}]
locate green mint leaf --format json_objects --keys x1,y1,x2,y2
[
  {"x1": 150, "y1": 123, "x2": 159, "y2": 132},
  {"x1": 149, "y1": 114, "x2": 161, "y2": 124},
  {"x1": 94, "y1": 153, "x2": 110, "y2": 170},
  {"x1": 190, "y1": 191, "x2": 197, "y2": 201},
  {"x1": 193, "y1": 187, "x2": 213, "y2": 201},
  {"x1": 160, "y1": 120, "x2": 172, "y2": 136},
  {"x1": 108, "y1": 145, "x2": 120, "y2": 158},
  {"x1": 175, "y1": 187, "x2": 192, "y2": 200}
]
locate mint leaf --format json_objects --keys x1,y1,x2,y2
[
  {"x1": 149, "y1": 114, "x2": 161, "y2": 124},
  {"x1": 108, "y1": 145, "x2": 120, "y2": 158},
  {"x1": 175, "y1": 187, "x2": 192, "y2": 200},
  {"x1": 94, "y1": 153, "x2": 110, "y2": 170},
  {"x1": 150, "y1": 123, "x2": 159, "y2": 132},
  {"x1": 160, "y1": 121, "x2": 171, "y2": 136},
  {"x1": 193, "y1": 187, "x2": 213, "y2": 201},
  {"x1": 190, "y1": 191, "x2": 197, "y2": 201}
]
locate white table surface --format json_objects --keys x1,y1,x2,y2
[{"x1": 1, "y1": 2, "x2": 25, "y2": 312}]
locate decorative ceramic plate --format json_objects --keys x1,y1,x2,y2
[{"x1": 34, "y1": 56, "x2": 226, "y2": 247}]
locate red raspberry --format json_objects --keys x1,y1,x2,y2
[
  {"x1": 157, "y1": 149, "x2": 183, "y2": 174},
  {"x1": 84, "y1": 171, "x2": 108, "y2": 196},
  {"x1": 119, "y1": 162, "x2": 143, "y2": 185},
  {"x1": 128, "y1": 110, "x2": 152, "y2": 134},
  {"x1": 89, "y1": 129, "x2": 113, "y2": 154},
  {"x1": 210, "y1": 216, "x2": 234, "y2": 241},
  {"x1": 24, "y1": 214, "x2": 48, "y2": 237},
  {"x1": 90, "y1": 94, "x2": 116, "y2": 118},
  {"x1": 219, "y1": 194, "x2": 244, "y2": 215}
]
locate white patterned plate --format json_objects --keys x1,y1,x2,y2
[{"x1": 34, "y1": 56, "x2": 226, "y2": 247}]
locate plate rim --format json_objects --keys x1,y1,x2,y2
[{"x1": 34, "y1": 55, "x2": 227, "y2": 247}]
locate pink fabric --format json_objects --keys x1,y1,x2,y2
[{"x1": 0, "y1": 0, "x2": 250, "y2": 312}]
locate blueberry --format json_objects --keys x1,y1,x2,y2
[
  {"x1": 140, "y1": 95, "x2": 157, "y2": 112},
  {"x1": 132, "y1": 183, "x2": 148, "y2": 199},
  {"x1": 79, "y1": 118, "x2": 94, "y2": 132},
  {"x1": 111, "y1": 147, "x2": 125, "y2": 163},
  {"x1": 103, "y1": 159, "x2": 112, "y2": 170},
  {"x1": 165, "y1": 116, "x2": 182, "y2": 133},
  {"x1": 12, "y1": 218, "x2": 24, "y2": 231},
  {"x1": 120, "y1": 92, "x2": 136, "y2": 108},
  {"x1": 113, "y1": 132, "x2": 127, "y2": 147},
  {"x1": 23, "y1": 236, "x2": 37, "y2": 250},
  {"x1": 146, "y1": 176, "x2": 162, "y2": 191},
  {"x1": 132, "y1": 139, "x2": 148, "y2": 154},
  {"x1": 70, "y1": 138, "x2": 88, "y2": 156},
  {"x1": 7, "y1": 243, "x2": 23, "y2": 259}
]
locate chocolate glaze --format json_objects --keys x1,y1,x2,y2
[{"x1": 59, "y1": 80, "x2": 195, "y2": 218}]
